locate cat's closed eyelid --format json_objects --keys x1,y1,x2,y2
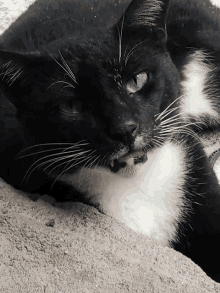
[{"x1": 59, "y1": 99, "x2": 79, "y2": 114}]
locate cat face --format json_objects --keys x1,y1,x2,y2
[{"x1": 0, "y1": 0, "x2": 181, "y2": 177}]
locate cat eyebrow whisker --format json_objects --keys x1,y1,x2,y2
[
  {"x1": 59, "y1": 51, "x2": 78, "y2": 85},
  {"x1": 50, "y1": 52, "x2": 78, "y2": 86},
  {"x1": 47, "y1": 80, "x2": 76, "y2": 90},
  {"x1": 124, "y1": 40, "x2": 147, "y2": 66},
  {"x1": 117, "y1": 13, "x2": 125, "y2": 69}
]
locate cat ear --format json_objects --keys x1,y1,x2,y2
[
  {"x1": 115, "y1": 0, "x2": 169, "y2": 42},
  {"x1": 0, "y1": 49, "x2": 50, "y2": 108},
  {"x1": 0, "y1": 49, "x2": 43, "y2": 85}
]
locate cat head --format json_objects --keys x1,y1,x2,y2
[{"x1": 0, "y1": 0, "x2": 181, "y2": 176}]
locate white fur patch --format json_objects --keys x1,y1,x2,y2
[
  {"x1": 180, "y1": 50, "x2": 219, "y2": 123},
  {"x1": 61, "y1": 141, "x2": 188, "y2": 245},
  {"x1": 214, "y1": 162, "x2": 220, "y2": 185}
]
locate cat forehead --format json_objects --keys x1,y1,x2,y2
[{"x1": 57, "y1": 34, "x2": 155, "y2": 67}]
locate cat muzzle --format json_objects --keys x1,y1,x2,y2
[{"x1": 108, "y1": 150, "x2": 148, "y2": 173}]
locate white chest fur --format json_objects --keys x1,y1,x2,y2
[
  {"x1": 61, "y1": 141, "x2": 188, "y2": 245},
  {"x1": 180, "y1": 50, "x2": 220, "y2": 124}
]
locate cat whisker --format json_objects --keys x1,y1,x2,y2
[
  {"x1": 45, "y1": 150, "x2": 92, "y2": 173},
  {"x1": 100, "y1": 154, "x2": 107, "y2": 166},
  {"x1": 1, "y1": 63, "x2": 18, "y2": 80},
  {"x1": 50, "y1": 52, "x2": 78, "y2": 86},
  {"x1": 159, "y1": 126, "x2": 201, "y2": 141},
  {"x1": 17, "y1": 147, "x2": 83, "y2": 159},
  {"x1": 152, "y1": 138, "x2": 163, "y2": 147},
  {"x1": 51, "y1": 152, "x2": 97, "y2": 189},
  {"x1": 0, "y1": 62, "x2": 24, "y2": 86},
  {"x1": 123, "y1": 45, "x2": 129, "y2": 65},
  {"x1": 117, "y1": 13, "x2": 125, "y2": 68},
  {"x1": 124, "y1": 40, "x2": 148, "y2": 66},
  {"x1": 59, "y1": 51, "x2": 78, "y2": 85},
  {"x1": 48, "y1": 151, "x2": 94, "y2": 175},
  {"x1": 82, "y1": 155, "x2": 100, "y2": 178},
  {"x1": 155, "y1": 96, "x2": 183, "y2": 121},
  {"x1": 1, "y1": 60, "x2": 12, "y2": 70},
  {"x1": 77, "y1": 153, "x2": 100, "y2": 185},
  {"x1": 9, "y1": 68, "x2": 23, "y2": 86},
  {"x1": 22, "y1": 149, "x2": 92, "y2": 183},
  {"x1": 16, "y1": 140, "x2": 87, "y2": 157},
  {"x1": 157, "y1": 120, "x2": 184, "y2": 129},
  {"x1": 60, "y1": 142, "x2": 90, "y2": 153},
  {"x1": 158, "y1": 110, "x2": 182, "y2": 124},
  {"x1": 47, "y1": 80, "x2": 76, "y2": 91},
  {"x1": 17, "y1": 145, "x2": 90, "y2": 160},
  {"x1": 50, "y1": 157, "x2": 90, "y2": 190}
]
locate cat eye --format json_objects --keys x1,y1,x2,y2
[
  {"x1": 126, "y1": 71, "x2": 148, "y2": 94},
  {"x1": 60, "y1": 100, "x2": 78, "y2": 115}
]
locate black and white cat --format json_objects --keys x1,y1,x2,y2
[{"x1": 1, "y1": 0, "x2": 220, "y2": 282}]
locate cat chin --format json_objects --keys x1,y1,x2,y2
[
  {"x1": 108, "y1": 150, "x2": 148, "y2": 174},
  {"x1": 108, "y1": 162, "x2": 142, "y2": 177},
  {"x1": 60, "y1": 140, "x2": 186, "y2": 245}
]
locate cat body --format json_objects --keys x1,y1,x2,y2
[{"x1": 1, "y1": 0, "x2": 220, "y2": 281}]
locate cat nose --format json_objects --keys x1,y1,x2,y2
[
  {"x1": 109, "y1": 119, "x2": 139, "y2": 144},
  {"x1": 120, "y1": 120, "x2": 138, "y2": 135}
]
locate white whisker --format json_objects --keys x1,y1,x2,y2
[
  {"x1": 159, "y1": 113, "x2": 183, "y2": 125},
  {"x1": 59, "y1": 51, "x2": 78, "y2": 85},
  {"x1": 24, "y1": 150, "x2": 92, "y2": 183},
  {"x1": 16, "y1": 142, "x2": 85, "y2": 157},
  {"x1": 51, "y1": 152, "x2": 97, "y2": 188},
  {"x1": 124, "y1": 40, "x2": 147, "y2": 65},
  {"x1": 50, "y1": 51, "x2": 78, "y2": 86},
  {"x1": 117, "y1": 13, "x2": 125, "y2": 66},
  {"x1": 47, "y1": 80, "x2": 76, "y2": 91},
  {"x1": 155, "y1": 96, "x2": 183, "y2": 121},
  {"x1": 45, "y1": 150, "x2": 92, "y2": 173},
  {"x1": 17, "y1": 146, "x2": 84, "y2": 159}
]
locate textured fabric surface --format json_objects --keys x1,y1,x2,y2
[{"x1": 1, "y1": 177, "x2": 220, "y2": 292}]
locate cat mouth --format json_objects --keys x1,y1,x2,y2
[{"x1": 108, "y1": 151, "x2": 148, "y2": 173}]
